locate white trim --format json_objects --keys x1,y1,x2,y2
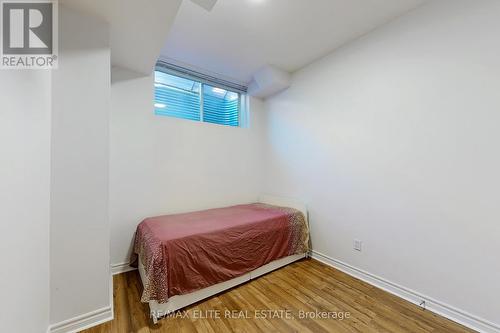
[
  {"x1": 111, "y1": 262, "x2": 136, "y2": 275},
  {"x1": 48, "y1": 271, "x2": 115, "y2": 333},
  {"x1": 48, "y1": 306, "x2": 113, "y2": 333},
  {"x1": 109, "y1": 272, "x2": 115, "y2": 322},
  {"x1": 311, "y1": 250, "x2": 500, "y2": 333}
]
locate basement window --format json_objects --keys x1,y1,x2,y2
[{"x1": 154, "y1": 62, "x2": 247, "y2": 127}]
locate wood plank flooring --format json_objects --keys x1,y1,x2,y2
[{"x1": 82, "y1": 259, "x2": 474, "y2": 333}]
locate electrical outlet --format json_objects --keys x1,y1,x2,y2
[{"x1": 353, "y1": 239, "x2": 362, "y2": 251}]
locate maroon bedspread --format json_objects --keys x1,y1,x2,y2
[{"x1": 131, "y1": 203, "x2": 310, "y2": 303}]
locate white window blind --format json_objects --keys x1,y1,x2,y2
[{"x1": 154, "y1": 62, "x2": 247, "y2": 127}]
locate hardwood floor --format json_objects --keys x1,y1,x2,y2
[{"x1": 82, "y1": 259, "x2": 474, "y2": 333}]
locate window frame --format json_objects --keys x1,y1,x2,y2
[{"x1": 154, "y1": 61, "x2": 248, "y2": 128}]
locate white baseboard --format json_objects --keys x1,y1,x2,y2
[
  {"x1": 111, "y1": 262, "x2": 136, "y2": 275},
  {"x1": 76, "y1": 255, "x2": 498, "y2": 332},
  {"x1": 311, "y1": 250, "x2": 500, "y2": 333},
  {"x1": 48, "y1": 274, "x2": 115, "y2": 333},
  {"x1": 48, "y1": 306, "x2": 113, "y2": 333}
]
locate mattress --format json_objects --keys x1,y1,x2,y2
[{"x1": 130, "y1": 203, "x2": 310, "y2": 304}]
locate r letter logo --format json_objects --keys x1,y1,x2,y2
[{"x1": 1, "y1": 0, "x2": 58, "y2": 69}]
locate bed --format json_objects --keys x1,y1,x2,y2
[{"x1": 131, "y1": 195, "x2": 310, "y2": 324}]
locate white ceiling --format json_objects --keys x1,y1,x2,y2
[
  {"x1": 161, "y1": 0, "x2": 426, "y2": 84},
  {"x1": 61, "y1": 0, "x2": 182, "y2": 75}
]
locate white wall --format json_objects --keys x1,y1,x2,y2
[
  {"x1": 110, "y1": 68, "x2": 265, "y2": 266},
  {"x1": 0, "y1": 71, "x2": 51, "y2": 332},
  {"x1": 264, "y1": 0, "x2": 500, "y2": 329},
  {"x1": 50, "y1": 6, "x2": 111, "y2": 325}
]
